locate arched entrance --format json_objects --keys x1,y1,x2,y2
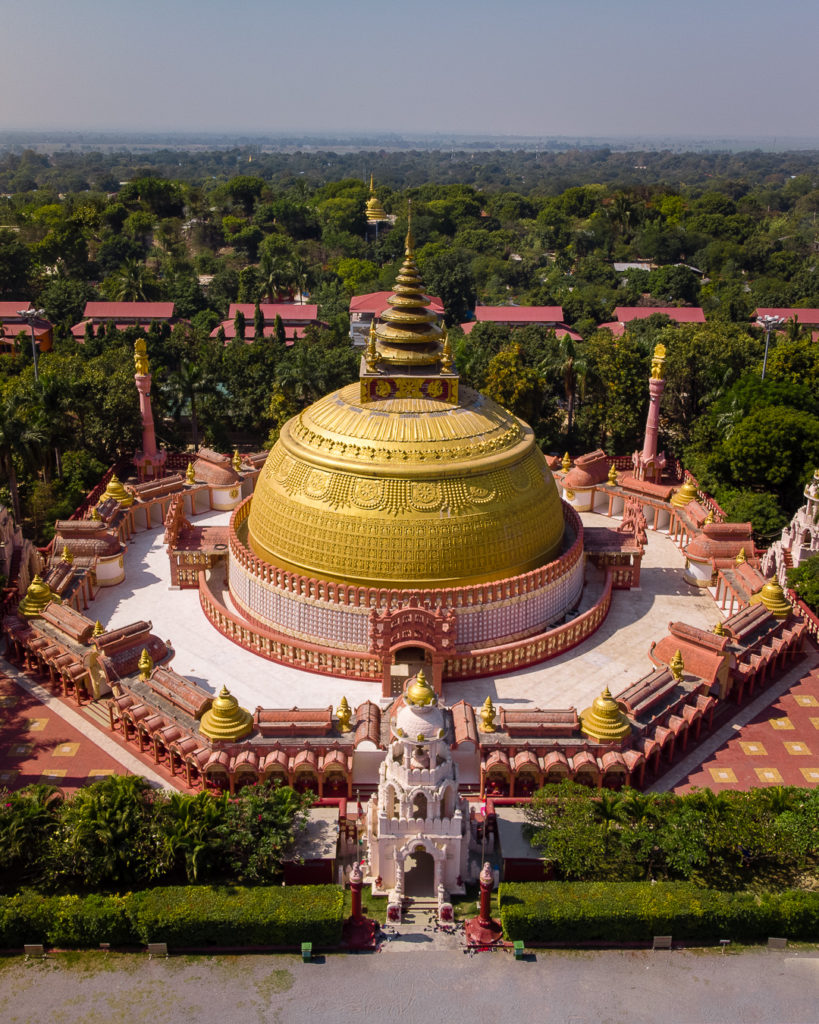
[
  {"x1": 390, "y1": 645, "x2": 432, "y2": 697},
  {"x1": 403, "y1": 845, "x2": 435, "y2": 897}
]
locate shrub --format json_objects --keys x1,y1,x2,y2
[
  {"x1": 131, "y1": 886, "x2": 344, "y2": 948},
  {"x1": 0, "y1": 886, "x2": 344, "y2": 950},
  {"x1": 499, "y1": 882, "x2": 819, "y2": 945}
]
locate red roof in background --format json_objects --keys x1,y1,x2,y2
[
  {"x1": 472, "y1": 305, "x2": 564, "y2": 323},
  {"x1": 0, "y1": 302, "x2": 32, "y2": 318},
  {"x1": 83, "y1": 302, "x2": 175, "y2": 319},
  {"x1": 754, "y1": 308, "x2": 819, "y2": 324},
  {"x1": 228, "y1": 303, "x2": 319, "y2": 322},
  {"x1": 209, "y1": 321, "x2": 305, "y2": 345},
  {"x1": 349, "y1": 292, "x2": 444, "y2": 316},
  {"x1": 461, "y1": 321, "x2": 581, "y2": 341},
  {"x1": 598, "y1": 321, "x2": 625, "y2": 337},
  {"x1": 614, "y1": 306, "x2": 705, "y2": 324}
]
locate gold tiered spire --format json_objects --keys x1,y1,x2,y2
[
  {"x1": 671, "y1": 479, "x2": 698, "y2": 509},
  {"x1": 365, "y1": 174, "x2": 387, "y2": 222},
  {"x1": 372, "y1": 208, "x2": 446, "y2": 368},
  {"x1": 580, "y1": 687, "x2": 631, "y2": 742},
  {"x1": 199, "y1": 685, "x2": 253, "y2": 741}
]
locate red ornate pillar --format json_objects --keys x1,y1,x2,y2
[
  {"x1": 135, "y1": 372, "x2": 158, "y2": 458},
  {"x1": 465, "y1": 861, "x2": 503, "y2": 946},
  {"x1": 342, "y1": 862, "x2": 377, "y2": 950}
]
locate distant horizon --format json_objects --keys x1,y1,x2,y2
[
  {"x1": 4, "y1": 0, "x2": 818, "y2": 147},
  {"x1": 3, "y1": 128, "x2": 819, "y2": 156}
]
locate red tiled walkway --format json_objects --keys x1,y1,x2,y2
[
  {"x1": 675, "y1": 661, "x2": 819, "y2": 792},
  {"x1": 0, "y1": 671, "x2": 126, "y2": 794}
]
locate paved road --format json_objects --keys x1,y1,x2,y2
[{"x1": 2, "y1": 947, "x2": 817, "y2": 1024}]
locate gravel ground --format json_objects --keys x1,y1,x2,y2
[{"x1": 1, "y1": 947, "x2": 818, "y2": 1024}]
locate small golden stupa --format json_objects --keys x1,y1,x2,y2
[
  {"x1": 562, "y1": 451, "x2": 572, "y2": 474},
  {"x1": 199, "y1": 685, "x2": 253, "y2": 742},
  {"x1": 365, "y1": 174, "x2": 387, "y2": 222},
  {"x1": 138, "y1": 648, "x2": 154, "y2": 681},
  {"x1": 580, "y1": 687, "x2": 631, "y2": 742},
  {"x1": 713, "y1": 620, "x2": 726, "y2": 637},
  {"x1": 669, "y1": 649, "x2": 685, "y2": 681},
  {"x1": 336, "y1": 696, "x2": 353, "y2": 732},
  {"x1": 671, "y1": 480, "x2": 698, "y2": 509},
  {"x1": 232, "y1": 449, "x2": 242, "y2": 473},
  {"x1": 18, "y1": 575, "x2": 60, "y2": 617},
  {"x1": 752, "y1": 579, "x2": 792, "y2": 619},
  {"x1": 100, "y1": 474, "x2": 134, "y2": 508},
  {"x1": 607, "y1": 463, "x2": 618, "y2": 486},
  {"x1": 93, "y1": 620, "x2": 105, "y2": 638},
  {"x1": 406, "y1": 669, "x2": 436, "y2": 707},
  {"x1": 186, "y1": 461, "x2": 196, "y2": 484},
  {"x1": 735, "y1": 547, "x2": 747, "y2": 565},
  {"x1": 61, "y1": 545, "x2": 73, "y2": 564},
  {"x1": 479, "y1": 696, "x2": 497, "y2": 733}
]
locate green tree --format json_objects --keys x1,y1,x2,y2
[{"x1": 787, "y1": 554, "x2": 819, "y2": 613}]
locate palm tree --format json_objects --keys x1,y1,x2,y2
[
  {"x1": 0, "y1": 392, "x2": 47, "y2": 521},
  {"x1": 543, "y1": 332, "x2": 587, "y2": 443},
  {"x1": 106, "y1": 259, "x2": 155, "y2": 302}
]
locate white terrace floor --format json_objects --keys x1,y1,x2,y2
[{"x1": 89, "y1": 509, "x2": 720, "y2": 715}]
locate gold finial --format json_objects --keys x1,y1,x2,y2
[
  {"x1": 199, "y1": 684, "x2": 253, "y2": 741},
  {"x1": 405, "y1": 201, "x2": 415, "y2": 256},
  {"x1": 91, "y1": 506, "x2": 102, "y2": 521},
  {"x1": 406, "y1": 669, "x2": 436, "y2": 707},
  {"x1": 650, "y1": 342, "x2": 666, "y2": 380},
  {"x1": 669, "y1": 649, "x2": 684, "y2": 681},
  {"x1": 232, "y1": 449, "x2": 242, "y2": 473},
  {"x1": 138, "y1": 647, "x2": 153, "y2": 681},
  {"x1": 562, "y1": 451, "x2": 571, "y2": 474},
  {"x1": 735, "y1": 547, "x2": 747, "y2": 565},
  {"x1": 479, "y1": 696, "x2": 496, "y2": 733},
  {"x1": 336, "y1": 695, "x2": 352, "y2": 733},
  {"x1": 134, "y1": 337, "x2": 150, "y2": 376},
  {"x1": 365, "y1": 320, "x2": 379, "y2": 370},
  {"x1": 18, "y1": 575, "x2": 60, "y2": 618},
  {"x1": 440, "y1": 330, "x2": 453, "y2": 373},
  {"x1": 704, "y1": 508, "x2": 715, "y2": 524},
  {"x1": 93, "y1": 620, "x2": 105, "y2": 638},
  {"x1": 579, "y1": 686, "x2": 631, "y2": 742},
  {"x1": 607, "y1": 463, "x2": 618, "y2": 486},
  {"x1": 61, "y1": 544, "x2": 73, "y2": 564},
  {"x1": 186, "y1": 460, "x2": 196, "y2": 484},
  {"x1": 714, "y1": 620, "x2": 726, "y2": 636}
]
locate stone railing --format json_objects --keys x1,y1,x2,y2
[
  {"x1": 789, "y1": 591, "x2": 819, "y2": 641},
  {"x1": 443, "y1": 570, "x2": 614, "y2": 681},
  {"x1": 199, "y1": 569, "x2": 382, "y2": 681}
]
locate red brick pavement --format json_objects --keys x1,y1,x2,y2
[{"x1": 675, "y1": 663, "x2": 819, "y2": 792}]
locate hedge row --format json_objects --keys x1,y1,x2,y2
[
  {"x1": 0, "y1": 885, "x2": 344, "y2": 950},
  {"x1": 499, "y1": 882, "x2": 819, "y2": 944}
]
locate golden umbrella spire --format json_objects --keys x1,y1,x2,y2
[
  {"x1": 199, "y1": 685, "x2": 253, "y2": 742},
  {"x1": 372, "y1": 201, "x2": 445, "y2": 369}
]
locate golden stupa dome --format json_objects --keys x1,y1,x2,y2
[
  {"x1": 199, "y1": 685, "x2": 253, "y2": 742},
  {"x1": 365, "y1": 174, "x2": 387, "y2": 222},
  {"x1": 245, "y1": 222, "x2": 565, "y2": 589},
  {"x1": 101, "y1": 474, "x2": 134, "y2": 508},
  {"x1": 580, "y1": 687, "x2": 631, "y2": 742},
  {"x1": 670, "y1": 479, "x2": 698, "y2": 509},
  {"x1": 18, "y1": 575, "x2": 60, "y2": 618},
  {"x1": 753, "y1": 579, "x2": 792, "y2": 619}
]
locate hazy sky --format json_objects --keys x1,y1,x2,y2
[{"x1": 4, "y1": 0, "x2": 818, "y2": 139}]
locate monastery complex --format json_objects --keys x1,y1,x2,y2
[{"x1": 2, "y1": 220, "x2": 818, "y2": 907}]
